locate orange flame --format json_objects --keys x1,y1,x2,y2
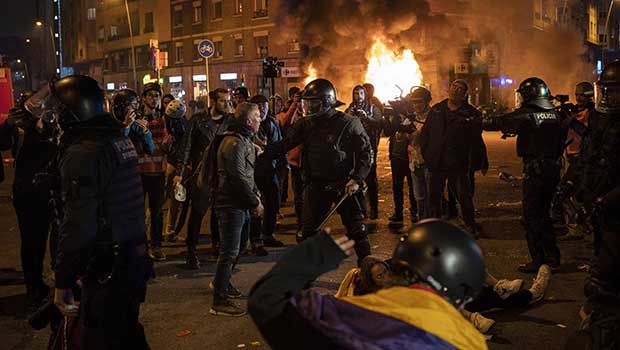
[
  {"x1": 364, "y1": 38, "x2": 423, "y2": 103},
  {"x1": 304, "y1": 64, "x2": 318, "y2": 86}
]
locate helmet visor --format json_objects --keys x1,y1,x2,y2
[
  {"x1": 595, "y1": 82, "x2": 620, "y2": 113},
  {"x1": 24, "y1": 84, "x2": 64, "y2": 125},
  {"x1": 301, "y1": 98, "x2": 323, "y2": 117}
]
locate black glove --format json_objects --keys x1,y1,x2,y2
[
  {"x1": 551, "y1": 181, "x2": 574, "y2": 213},
  {"x1": 7, "y1": 107, "x2": 36, "y2": 129}
]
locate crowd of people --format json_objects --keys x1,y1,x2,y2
[{"x1": 0, "y1": 57, "x2": 619, "y2": 349}]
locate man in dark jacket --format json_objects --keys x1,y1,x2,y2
[
  {"x1": 210, "y1": 102, "x2": 264, "y2": 317},
  {"x1": 0, "y1": 91, "x2": 57, "y2": 306},
  {"x1": 345, "y1": 85, "x2": 383, "y2": 219},
  {"x1": 249, "y1": 94, "x2": 287, "y2": 251},
  {"x1": 420, "y1": 79, "x2": 483, "y2": 235},
  {"x1": 174, "y1": 88, "x2": 232, "y2": 269},
  {"x1": 248, "y1": 220, "x2": 488, "y2": 350},
  {"x1": 383, "y1": 100, "x2": 417, "y2": 223}
]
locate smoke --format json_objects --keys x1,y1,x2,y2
[
  {"x1": 275, "y1": 0, "x2": 433, "y2": 101},
  {"x1": 278, "y1": 0, "x2": 591, "y2": 106}
]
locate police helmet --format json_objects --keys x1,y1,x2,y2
[
  {"x1": 595, "y1": 60, "x2": 620, "y2": 114},
  {"x1": 301, "y1": 78, "x2": 345, "y2": 117},
  {"x1": 24, "y1": 75, "x2": 105, "y2": 129},
  {"x1": 391, "y1": 220, "x2": 486, "y2": 307},
  {"x1": 408, "y1": 86, "x2": 432, "y2": 102},
  {"x1": 165, "y1": 99, "x2": 186, "y2": 119},
  {"x1": 516, "y1": 77, "x2": 554, "y2": 110},
  {"x1": 111, "y1": 89, "x2": 139, "y2": 122}
]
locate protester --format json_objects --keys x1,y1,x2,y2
[{"x1": 406, "y1": 86, "x2": 432, "y2": 218}]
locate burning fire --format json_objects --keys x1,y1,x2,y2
[
  {"x1": 304, "y1": 64, "x2": 318, "y2": 86},
  {"x1": 364, "y1": 38, "x2": 423, "y2": 103}
]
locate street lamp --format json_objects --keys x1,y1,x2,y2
[
  {"x1": 34, "y1": 20, "x2": 59, "y2": 74},
  {"x1": 124, "y1": 0, "x2": 138, "y2": 91}
]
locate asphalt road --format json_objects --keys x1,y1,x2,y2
[{"x1": 0, "y1": 131, "x2": 590, "y2": 350}]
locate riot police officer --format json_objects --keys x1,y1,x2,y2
[
  {"x1": 265, "y1": 79, "x2": 373, "y2": 264},
  {"x1": 575, "y1": 60, "x2": 620, "y2": 299},
  {"x1": 484, "y1": 77, "x2": 565, "y2": 273},
  {"x1": 27, "y1": 75, "x2": 151, "y2": 349}
]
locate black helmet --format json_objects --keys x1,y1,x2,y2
[
  {"x1": 111, "y1": 89, "x2": 139, "y2": 122},
  {"x1": 408, "y1": 86, "x2": 432, "y2": 102},
  {"x1": 24, "y1": 75, "x2": 105, "y2": 129},
  {"x1": 391, "y1": 220, "x2": 486, "y2": 307},
  {"x1": 142, "y1": 82, "x2": 162, "y2": 97},
  {"x1": 301, "y1": 78, "x2": 344, "y2": 117},
  {"x1": 516, "y1": 77, "x2": 553, "y2": 110},
  {"x1": 595, "y1": 60, "x2": 620, "y2": 114}
]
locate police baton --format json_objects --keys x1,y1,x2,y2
[{"x1": 316, "y1": 182, "x2": 368, "y2": 232}]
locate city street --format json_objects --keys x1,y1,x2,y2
[{"x1": 0, "y1": 131, "x2": 590, "y2": 350}]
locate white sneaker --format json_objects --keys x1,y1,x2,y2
[
  {"x1": 494, "y1": 279, "x2": 524, "y2": 299},
  {"x1": 469, "y1": 312, "x2": 495, "y2": 333},
  {"x1": 529, "y1": 264, "x2": 551, "y2": 304}
]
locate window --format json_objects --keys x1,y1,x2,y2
[
  {"x1": 193, "y1": 40, "x2": 203, "y2": 61},
  {"x1": 288, "y1": 39, "x2": 300, "y2": 53},
  {"x1": 131, "y1": 11, "x2": 139, "y2": 35},
  {"x1": 234, "y1": 0, "x2": 243, "y2": 15},
  {"x1": 175, "y1": 42, "x2": 184, "y2": 63},
  {"x1": 193, "y1": 2, "x2": 202, "y2": 24},
  {"x1": 255, "y1": 34, "x2": 268, "y2": 58},
  {"x1": 87, "y1": 8, "x2": 96, "y2": 20},
  {"x1": 98, "y1": 26, "x2": 105, "y2": 42},
  {"x1": 110, "y1": 25, "x2": 119, "y2": 40},
  {"x1": 144, "y1": 12, "x2": 154, "y2": 33},
  {"x1": 119, "y1": 50, "x2": 129, "y2": 69},
  {"x1": 234, "y1": 35, "x2": 244, "y2": 56},
  {"x1": 173, "y1": 5, "x2": 183, "y2": 27},
  {"x1": 214, "y1": 40, "x2": 223, "y2": 59},
  {"x1": 254, "y1": 0, "x2": 268, "y2": 18},
  {"x1": 212, "y1": 0, "x2": 223, "y2": 20}
]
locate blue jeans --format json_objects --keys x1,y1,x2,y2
[{"x1": 213, "y1": 207, "x2": 250, "y2": 304}]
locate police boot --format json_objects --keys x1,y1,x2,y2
[
  {"x1": 186, "y1": 246, "x2": 200, "y2": 270},
  {"x1": 354, "y1": 238, "x2": 372, "y2": 267}
]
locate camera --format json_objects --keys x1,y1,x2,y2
[{"x1": 263, "y1": 56, "x2": 285, "y2": 78}]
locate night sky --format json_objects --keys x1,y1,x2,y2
[{"x1": 0, "y1": 0, "x2": 38, "y2": 38}]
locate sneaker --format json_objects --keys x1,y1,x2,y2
[
  {"x1": 263, "y1": 237, "x2": 285, "y2": 247},
  {"x1": 149, "y1": 246, "x2": 166, "y2": 261},
  {"x1": 388, "y1": 213, "x2": 403, "y2": 222},
  {"x1": 252, "y1": 246, "x2": 269, "y2": 257},
  {"x1": 209, "y1": 300, "x2": 247, "y2": 317},
  {"x1": 469, "y1": 312, "x2": 495, "y2": 333},
  {"x1": 529, "y1": 264, "x2": 551, "y2": 303},
  {"x1": 166, "y1": 233, "x2": 179, "y2": 243},
  {"x1": 209, "y1": 281, "x2": 244, "y2": 299},
  {"x1": 494, "y1": 279, "x2": 524, "y2": 299},
  {"x1": 517, "y1": 261, "x2": 540, "y2": 274}
]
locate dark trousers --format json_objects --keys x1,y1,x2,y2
[
  {"x1": 465, "y1": 286, "x2": 533, "y2": 312},
  {"x1": 586, "y1": 212, "x2": 620, "y2": 297},
  {"x1": 446, "y1": 169, "x2": 477, "y2": 218},
  {"x1": 279, "y1": 167, "x2": 289, "y2": 204},
  {"x1": 186, "y1": 206, "x2": 220, "y2": 248},
  {"x1": 522, "y1": 160, "x2": 561, "y2": 265},
  {"x1": 80, "y1": 280, "x2": 149, "y2": 350},
  {"x1": 390, "y1": 158, "x2": 416, "y2": 215},
  {"x1": 291, "y1": 165, "x2": 304, "y2": 229},
  {"x1": 13, "y1": 190, "x2": 51, "y2": 291},
  {"x1": 428, "y1": 169, "x2": 476, "y2": 228},
  {"x1": 213, "y1": 208, "x2": 250, "y2": 304},
  {"x1": 301, "y1": 184, "x2": 370, "y2": 264},
  {"x1": 366, "y1": 160, "x2": 379, "y2": 213},
  {"x1": 254, "y1": 175, "x2": 280, "y2": 240},
  {"x1": 141, "y1": 174, "x2": 166, "y2": 247}
]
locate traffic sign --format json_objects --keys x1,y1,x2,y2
[{"x1": 198, "y1": 40, "x2": 215, "y2": 58}]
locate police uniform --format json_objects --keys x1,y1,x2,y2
[
  {"x1": 485, "y1": 104, "x2": 565, "y2": 271},
  {"x1": 54, "y1": 116, "x2": 152, "y2": 349},
  {"x1": 267, "y1": 108, "x2": 373, "y2": 263}
]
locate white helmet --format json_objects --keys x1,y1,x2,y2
[{"x1": 165, "y1": 99, "x2": 186, "y2": 119}]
